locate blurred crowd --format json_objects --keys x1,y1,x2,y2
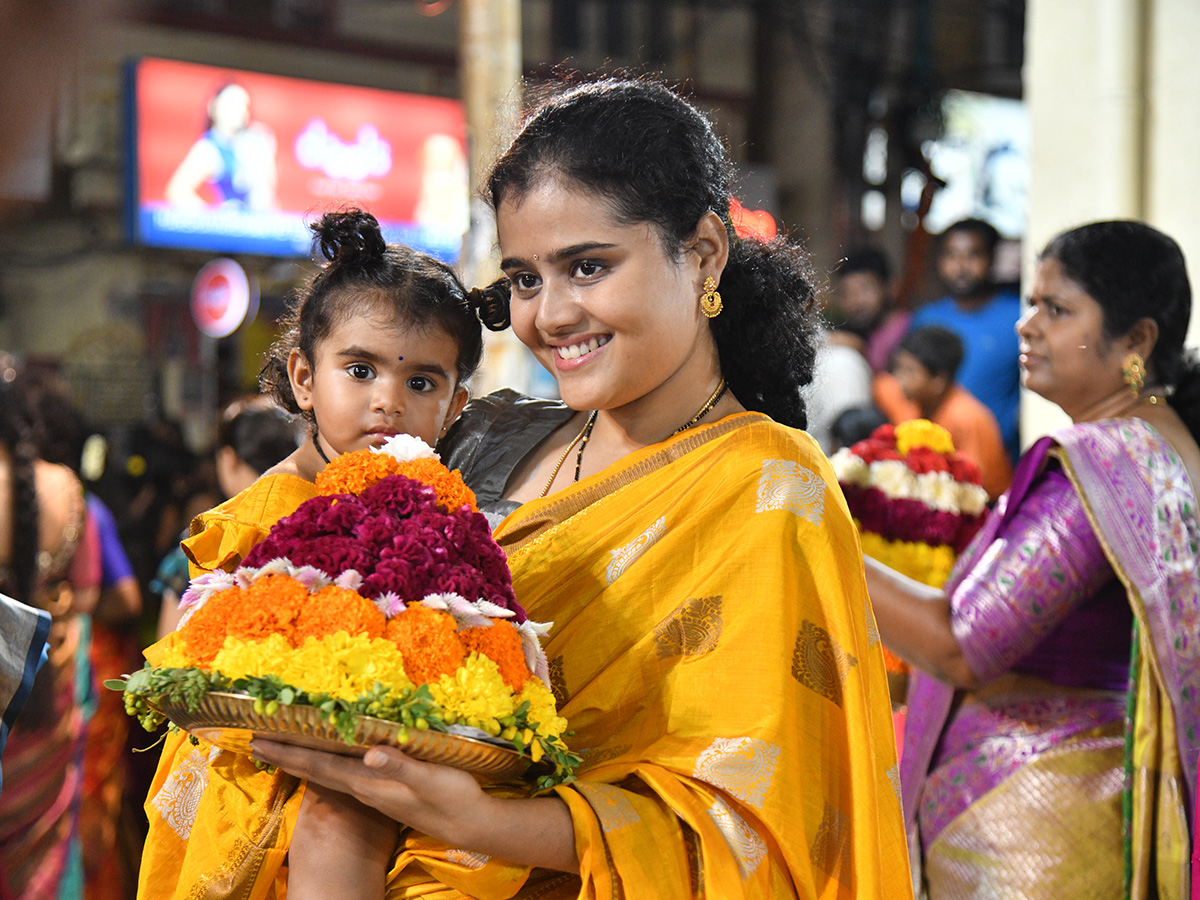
[{"x1": 0, "y1": 364, "x2": 301, "y2": 899}]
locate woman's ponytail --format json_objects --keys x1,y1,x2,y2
[
  {"x1": 1166, "y1": 349, "x2": 1200, "y2": 442},
  {"x1": 709, "y1": 234, "x2": 821, "y2": 430}
]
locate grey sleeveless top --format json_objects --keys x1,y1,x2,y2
[{"x1": 439, "y1": 389, "x2": 574, "y2": 528}]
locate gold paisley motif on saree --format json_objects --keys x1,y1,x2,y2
[
  {"x1": 605, "y1": 516, "x2": 667, "y2": 584},
  {"x1": 809, "y1": 802, "x2": 852, "y2": 881},
  {"x1": 791, "y1": 619, "x2": 858, "y2": 708},
  {"x1": 706, "y1": 796, "x2": 767, "y2": 880},
  {"x1": 754, "y1": 459, "x2": 826, "y2": 525},
  {"x1": 445, "y1": 849, "x2": 490, "y2": 869},
  {"x1": 692, "y1": 737, "x2": 781, "y2": 810},
  {"x1": 576, "y1": 782, "x2": 641, "y2": 833},
  {"x1": 653, "y1": 595, "x2": 723, "y2": 659}
]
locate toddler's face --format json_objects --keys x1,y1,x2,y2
[{"x1": 289, "y1": 311, "x2": 467, "y2": 458}]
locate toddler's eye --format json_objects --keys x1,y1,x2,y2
[
  {"x1": 408, "y1": 375, "x2": 433, "y2": 392},
  {"x1": 348, "y1": 363, "x2": 373, "y2": 380}
]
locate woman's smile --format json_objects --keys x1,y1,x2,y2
[{"x1": 551, "y1": 334, "x2": 611, "y2": 369}]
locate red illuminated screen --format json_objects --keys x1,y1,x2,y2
[{"x1": 131, "y1": 57, "x2": 468, "y2": 259}]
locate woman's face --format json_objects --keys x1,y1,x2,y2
[
  {"x1": 210, "y1": 85, "x2": 251, "y2": 134},
  {"x1": 497, "y1": 177, "x2": 720, "y2": 416},
  {"x1": 1017, "y1": 257, "x2": 1126, "y2": 416}
]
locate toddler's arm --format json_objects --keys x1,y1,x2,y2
[{"x1": 286, "y1": 780, "x2": 401, "y2": 900}]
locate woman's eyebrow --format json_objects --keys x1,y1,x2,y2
[{"x1": 501, "y1": 242, "x2": 617, "y2": 270}]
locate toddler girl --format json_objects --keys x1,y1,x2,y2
[{"x1": 138, "y1": 208, "x2": 483, "y2": 900}]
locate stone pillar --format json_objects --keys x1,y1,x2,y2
[
  {"x1": 1023, "y1": 0, "x2": 1200, "y2": 443},
  {"x1": 459, "y1": 0, "x2": 532, "y2": 396}
]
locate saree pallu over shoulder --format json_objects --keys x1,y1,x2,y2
[
  {"x1": 1053, "y1": 418, "x2": 1199, "y2": 897},
  {"x1": 387, "y1": 413, "x2": 911, "y2": 899}
]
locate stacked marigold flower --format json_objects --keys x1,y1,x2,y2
[
  {"x1": 145, "y1": 434, "x2": 568, "y2": 766},
  {"x1": 831, "y1": 420, "x2": 987, "y2": 677}
]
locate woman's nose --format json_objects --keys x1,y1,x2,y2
[
  {"x1": 1016, "y1": 305, "x2": 1036, "y2": 337},
  {"x1": 534, "y1": 280, "x2": 582, "y2": 333}
]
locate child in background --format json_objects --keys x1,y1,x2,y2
[
  {"x1": 154, "y1": 397, "x2": 301, "y2": 638},
  {"x1": 138, "y1": 208, "x2": 484, "y2": 900},
  {"x1": 890, "y1": 325, "x2": 1013, "y2": 499}
]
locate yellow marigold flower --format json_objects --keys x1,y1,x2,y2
[
  {"x1": 156, "y1": 637, "x2": 195, "y2": 669},
  {"x1": 429, "y1": 652, "x2": 516, "y2": 728},
  {"x1": 859, "y1": 530, "x2": 956, "y2": 588},
  {"x1": 211, "y1": 632, "x2": 413, "y2": 702},
  {"x1": 895, "y1": 419, "x2": 955, "y2": 457},
  {"x1": 518, "y1": 678, "x2": 568, "y2": 739}
]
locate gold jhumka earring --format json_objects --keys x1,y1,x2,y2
[
  {"x1": 700, "y1": 276, "x2": 723, "y2": 318},
  {"x1": 1122, "y1": 352, "x2": 1146, "y2": 396}
]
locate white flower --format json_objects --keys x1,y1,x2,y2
[
  {"x1": 869, "y1": 460, "x2": 917, "y2": 499},
  {"x1": 420, "y1": 593, "x2": 497, "y2": 629},
  {"x1": 418, "y1": 592, "x2": 461, "y2": 612},
  {"x1": 517, "y1": 619, "x2": 553, "y2": 686},
  {"x1": 333, "y1": 569, "x2": 363, "y2": 591},
  {"x1": 830, "y1": 450, "x2": 868, "y2": 485},
  {"x1": 372, "y1": 434, "x2": 439, "y2": 463},
  {"x1": 374, "y1": 592, "x2": 406, "y2": 617},
  {"x1": 472, "y1": 599, "x2": 516, "y2": 619}
]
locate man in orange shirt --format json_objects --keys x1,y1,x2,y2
[{"x1": 888, "y1": 326, "x2": 1013, "y2": 499}]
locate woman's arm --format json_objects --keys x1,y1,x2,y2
[
  {"x1": 863, "y1": 556, "x2": 981, "y2": 689},
  {"x1": 868, "y1": 464, "x2": 1117, "y2": 691},
  {"x1": 251, "y1": 740, "x2": 579, "y2": 874}
]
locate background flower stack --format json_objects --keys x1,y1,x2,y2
[{"x1": 831, "y1": 420, "x2": 987, "y2": 700}]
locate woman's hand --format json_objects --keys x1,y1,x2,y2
[
  {"x1": 251, "y1": 740, "x2": 579, "y2": 873},
  {"x1": 252, "y1": 740, "x2": 488, "y2": 843}
]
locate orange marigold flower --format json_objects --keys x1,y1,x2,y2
[
  {"x1": 179, "y1": 574, "x2": 309, "y2": 665},
  {"x1": 385, "y1": 604, "x2": 466, "y2": 685},
  {"x1": 314, "y1": 448, "x2": 478, "y2": 513},
  {"x1": 458, "y1": 621, "x2": 528, "y2": 691},
  {"x1": 881, "y1": 646, "x2": 909, "y2": 675},
  {"x1": 316, "y1": 450, "x2": 401, "y2": 496},
  {"x1": 393, "y1": 458, "x2": 477, "y2": 513},
  {"x1": 295, "y1": 585, "x2": 386, "y2": 643}
]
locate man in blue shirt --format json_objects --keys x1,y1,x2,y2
[{"x1": 910, "y1": 218, "x2": 1021, "y2": 461}]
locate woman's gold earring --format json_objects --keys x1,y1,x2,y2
[
  {"x1": 700, "y1": 276, "x2": 723, "y2": 318},
  {"x1": 1122, "y1": 351, "x2": 1146, "y2": 396}
]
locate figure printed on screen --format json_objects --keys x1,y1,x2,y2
[
  {"x1": 165, "y1": 82, "x2": 278, "y2": 210},
  {"x1": 413, "y1": 132, "x2": 468, "y2": 235}
]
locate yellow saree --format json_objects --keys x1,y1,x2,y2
[
  {"x1": 386, "y1": 413, "x2": 910, "y2": 898},
  {"x1": 137, "y1": 473, "x2": 318, "y2": 900}
]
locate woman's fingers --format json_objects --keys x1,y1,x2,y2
[
  {"x1": 250, "y1": 739, "x2": 384, "y2": 793},
  {"x1": 250, "y1": 739, "x2": 487, "y2": 842}
]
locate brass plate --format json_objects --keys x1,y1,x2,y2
[{"x1": 155, "y1": 692, "x2": 530, "y2": 782}]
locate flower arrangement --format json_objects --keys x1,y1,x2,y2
[
  {"x1": 831, "y1": 421, "x2": 987, "y2": 679},
  {"x1": 114, "y1": 435, "x2": 577, "y2": 788}
]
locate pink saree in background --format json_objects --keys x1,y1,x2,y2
[{"x1": 900, "y1": 418, "x2": 1198, "y2": 899}]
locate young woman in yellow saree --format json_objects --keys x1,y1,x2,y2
[{"x1": 252, "y1": 77, "x2": 911, "y2": 899}]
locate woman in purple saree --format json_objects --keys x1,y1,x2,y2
[{"x1": 868, "y1": 221, "x2": 1200, "y2": 899}]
